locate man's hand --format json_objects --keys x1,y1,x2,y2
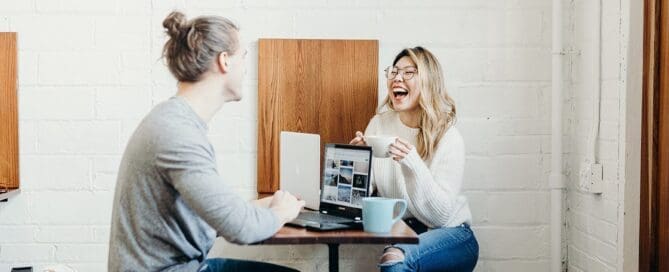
[{"x1": 269, "y1": 190, "x2": 305, "y2": 225}]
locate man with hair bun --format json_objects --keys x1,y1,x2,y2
[{"x1": 108, "y1": 11, "x2": 302, "y2": 272}]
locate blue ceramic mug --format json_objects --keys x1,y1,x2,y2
[{"x1": 362, "y1": 197, "x2": 408, "y2": 233}]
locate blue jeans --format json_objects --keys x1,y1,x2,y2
[
  {"x1": 198, "y1": 258, "x2": 299, "y2": 272},
  {"x1": 379, "y1": 222, "x2": 479, "y2": 272}
]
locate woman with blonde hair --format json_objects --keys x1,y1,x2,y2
[
  {"x1": 351, "y1": 47, "x2": 479, "y2": 271},
  {"x1": 108, "y1": 11, "x2": 303, "y2": 272}
]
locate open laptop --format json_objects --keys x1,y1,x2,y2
[{"x1": 286, "y1": 142, "x2": 373, "y2": 231}]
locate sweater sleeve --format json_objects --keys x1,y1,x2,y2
[
  {"x1": 397, "y1": 129, "x2": 466, "y2": 227},
  {"x1": 155, "y1": 132, "x2": 282, "y2": 245}
]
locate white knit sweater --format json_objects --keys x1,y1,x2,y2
[{"x1": 364, "y1": 111, "x2": 472, "y2": 228}]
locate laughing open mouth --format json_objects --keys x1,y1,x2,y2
[{"x1": 393, "y1": 89, "x2": 408, "y2": 98}]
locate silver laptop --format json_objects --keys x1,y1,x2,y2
[{"x1": 280, "y1": 131, "x2": 321, "y2": 210}]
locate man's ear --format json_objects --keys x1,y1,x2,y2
[{"x1": 216, "y1": 52, "x2": 229, "y2": 73}]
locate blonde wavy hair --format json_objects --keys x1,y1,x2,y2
[{"x1": 382, "y1": 47, "x2": 457, "y2": 161}]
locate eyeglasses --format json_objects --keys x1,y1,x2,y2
[{"x1": 384, "y1": 66, "x2": 417, "y2": 80}]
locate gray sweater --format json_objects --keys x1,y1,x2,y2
[{"x1": 108, "y1": 96, "x2": 281, "y2": 271}]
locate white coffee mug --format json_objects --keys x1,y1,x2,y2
[{"x1": 364, "y1": 135, "x2": 397, "y2": 158}]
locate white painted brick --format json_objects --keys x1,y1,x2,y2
[
  {"x1": 568, "y1": 210, "x2": 617, "y2": 248},
  {"x1": 217, "y1": 153, "x2": 257, "y2": 189},
  {"x1": 93, "y1": 156, "x2": 122, "y2": 173},
  {"x1": 432, "y1": 48, "x2": 488, "y2": 83},
  {"x1": 239, "y1": 0, "x2": 267, "y2": 8},
  {"x1": 266, "y1": 0, "x2": 326, "y2": 8},
  {"x1": 474, "y1": 226, "x2": 549, "y2": 259},
  {"x1": 601, "y1": 40, "x2": 621, "y2": 81},
  {"x1": 93, "y1": 173, "x2": 117, "y2": 191},
  {"x1": 569, "y1": 228, "x2": 617, "y2": 267},
  {"x1": 19, "y1": 121, "x2": 38, "y2": 154},
  {"x1": 36, "y1": 0, "x2": 118, "y2": 14},
  {"x1": 464, "y1": 156, "x2": 543, "y2": 190},
  {"x1": 120, "y1": 52, "x2": 152, "y2": 86},
  {"x1": 37, "y1": 121, "x2": 122, "y2": 154},
  {"x1": 150, "y1": 0, "x2": 186, "y2": 12},
  {"x1": 597, "y1": 140, "x2": 619, "y2": 161},
  {"x1": 0, "y1": 226, "x2": 36, "y2": 243},
  {"x1": 150, "y1": 61, "x2": 178, "y2": 87},
  {"x1": 497, "y1": 119, "x2": 551, "y2": 136},
  {"x1": 458, "y1": 85, "x2": 541, "y2": 119},
  {"x1": 568, "y1": 190, "x2": 618, "y2": 224},
  {"x1": 65, "y1": 263, "x2": 108, "y2": 271},
  {"x1": 20, "y1": 156, "x2": 90, "y2": 190},
  {"x1": 39, "y1": 52, "x2": 121, "y2": 85},
  {"x1": 599, "y1": 121, "x2": 619, "y2": 141},
  {"x1": 31, "y1": 191, "x2": 113, "y2": 225},
  {"x1": 601, "y1": 79, "x2": 620, "y2": 100},
  {"x1": 96, "y1": 87, "x2": 152, "y2": 119},
  {"x1": 0, "y1": 192, "x2": 31, "y2": 224},
  {"x1": 55, "y1": 244, "x2": 108, "y2": 262},
  {"x1": 489, "y1": 136, "x2": 543, "y2": 155},
  {"x1": 11, "y1": 15, "x2": 95, "y2": 51},
  {"x1": 467, "y1": 10, "x2": 544, "y2": 46},
  {"x1": 118, "y1": 0, "x2": 151, "y2": 14},
  {"x1": 95, "y1": 16, "x2": 150, "y2": 51},
  {"x1": 463, "y1": 191, "x2": 489, "y2": 224},
  {"x1": 19, "y1": 87, "x2": 95, "y2": 120},
  {"x1": 486, "y1": 191, "x2": 550, "y2": 224},
  {"x1": 568, "y1": 245, "x2": 615, "y2": 272},
  {"x1": 456, "y1": 119, "x2": 493, "y2": 156},
  {"x1": 0, "y1": 16, "x2": 8, "y2": 32},
  {"x1": 92, "y1": 156, "x2": 122, "y2": 191},
  {"x1": 212, "y1": 242, "x2": 294, "y2": 260},
  {"x1": 18, "y1": 51, "x2": 38, "y2": 86},
  {"x1": 92, "y1": 226, "x2": 110, "y2": 243},
  {"x1": 208, "y1": 129, "x2": 240, "y2": 154},
  {"x1": 35, "y1": 226, "x2": 93, "y2": 243},
  {"x1": 600, "y1": 99, "x2": 620, "y2": 122},
  {"x1": 186, "y1": 0, "x2": 240, "y2": 9},
  {"x1": 476, "y1": 260, "x2": 550, "y2": 272},
  {"x1": 0, "y1": 0, "x2": 35, "y2": 13},
  {"x1": 295, "y1": 10, "x2": 378, "y2": 38},
  {"x1": 485, "y1": 48, "x2": 551, "y2": 81},
  {"x1": 0, "y1": 244, "x2": 54, "y2": 262},
  {"x1": 377, "y1": 10, "x2": 462, "y2": 45}
]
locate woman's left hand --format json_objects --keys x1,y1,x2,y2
[{"x1": 389, "y1": 138, "x2": 414, "y2": 161}]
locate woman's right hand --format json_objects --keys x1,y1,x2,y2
[
  {"x1": 349, "y1": 131, "x2": 366, "y2": 146},
  {"x1": 269, "y1": 190, "x2": 305, "y2": 225}
]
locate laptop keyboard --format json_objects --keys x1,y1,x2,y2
[{"x1": 296, "y1": 211, "x2": 353, "y2": 224}]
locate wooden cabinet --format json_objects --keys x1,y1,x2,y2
[
  {"x1": 0, "y1": 32, "x2": 19, "y2": 194},
  {"x1": 257, "y1": 39, "x2": 378, "y2": 194}
]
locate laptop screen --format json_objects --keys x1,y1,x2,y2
[{"x1": 321, "y1": 144, "x2": 372, "y2": 209}]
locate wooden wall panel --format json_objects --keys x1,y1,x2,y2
[
  {"x1": 258, "y1": 39, "x2": 378, "y2": 194},
  {"x1": 0, "y1": 32, "x2": 18, "y2": 190},
  {"x1": 641, "y1": 0, "x2": 669, "y2": 270}
]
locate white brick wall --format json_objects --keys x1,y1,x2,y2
[
  {"x1": 0, "y1": 0, "x2": 638, "y2": 271},
  {"x1": 565, "y1": 0, "x2": 641, "y2": 271}
]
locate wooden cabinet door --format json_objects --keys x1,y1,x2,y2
[
  {"x1": 257, "y1": 39, "x2": 378, "y2": 194},
  {"x1": 0, "y1": 32, "x2": 18, "y2": 190}
]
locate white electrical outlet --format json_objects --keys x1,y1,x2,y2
[
  {"x1": 589, "y1": 163, "x2": 603, "y2": 194},
  {"x1": 579, "y1": 162, "x2": 603, "y2": 194}
]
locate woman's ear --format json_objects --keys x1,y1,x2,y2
[{"x1": 216, "y1": 52, "x2": 229, "y2": 74}]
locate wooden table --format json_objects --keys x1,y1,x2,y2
[{"x1": 257, "y1": 221, "x2": 419, "y2": 272}]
